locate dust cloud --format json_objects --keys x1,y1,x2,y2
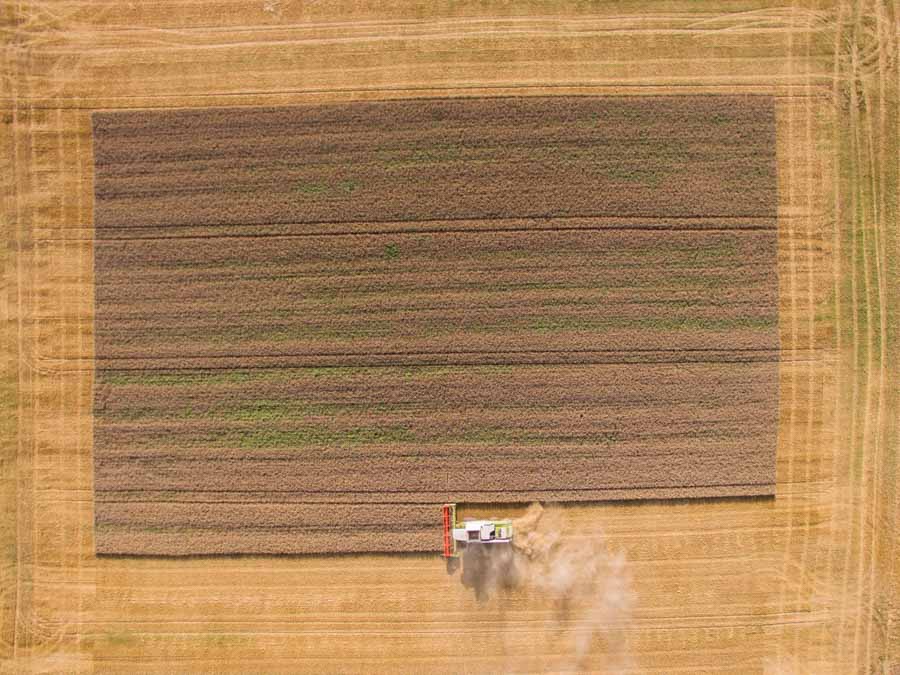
[{"x1": 452, "y1": 503, "x2": 634, "y2": 672}]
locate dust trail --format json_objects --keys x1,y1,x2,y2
[{"x1": 454, "y1": 503, "x2": 634, "y2": 672}]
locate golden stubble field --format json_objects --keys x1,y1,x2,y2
[{"x1": 1, "y1": 0, "x2": 896, "y2": 673}]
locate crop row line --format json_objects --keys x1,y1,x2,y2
[{"x1": 95, "y1": 213, "x2": 778, "y2": 231}]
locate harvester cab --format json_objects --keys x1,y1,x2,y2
[{"x1": 441, "y1": 503, "x2": 513, "y2": 573}]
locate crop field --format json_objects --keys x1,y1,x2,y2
[
  {"x1": 91, "y1": 96, "x2": 779, "y2": 555},
  {"x1": 2, "y1": 0, "x2": 898, "y2": 673}
]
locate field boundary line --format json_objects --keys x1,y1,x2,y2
[{"x1": 8, "y1": 85, "x2": 835, "y2": 111}]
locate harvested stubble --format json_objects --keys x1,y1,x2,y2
[{"x1": 92, "y1": 95, "x2": 779, "y2": 555}]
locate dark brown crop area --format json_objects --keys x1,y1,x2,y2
[{"x1": 92, "y1": 95, "x2": 779, "y2": 555}]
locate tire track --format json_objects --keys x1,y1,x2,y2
[
  {"x1": 775, "y1": 13, "x2": 799, "y2": 664},
  {"x1": 858, "y1": 0, "x2": 891, "y2": 666},
  {"x1": 849, "y1": 10, "x2": 875, "y2": 665},
  {"x1": 1, "y1": 1, "x2": 875, "y2": 671},
  {"x1": 825, "y1": 2, "x2": 847, "y2": 665}
]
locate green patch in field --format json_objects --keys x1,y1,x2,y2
[
  {"x1": 236, "y1": 425, "x2": 415, "y2": 448},
  {"x1": 210, "y1": 321, "x2": 394, "y2": 343},
  {"x1": 835, "y1": 103, "x2": 891, "y2": 367},
  {"x1": 677, "y1": 238, "x2": 740, "y2": 261},
  {"x1": 530, "y1": 314, "x2": 776, "y2": 334},
  {"x1": 219, "y1": 400, "x2": 291, "y2": 422},
  {"x1": 601, "y1": 165, "x2": 664, "y2": 186},
  {"x1": 295, "y1": 180, "x2": 328, "y2": 196},
  {"x1": 571, "y1": 112, "x2": 602, "y2": 129},
  {"x1": 338, "y1": 179, "x2": 359, "y2": 195},
  {"x1": 98, "y1": 406, "x2": 181, "y2": 422},
  {"x1": 98, "y1": 370, "x2": 265, "y2": 387},
  {"x1": 295, "y1": 178, "x2": 360, "y2": 198},
  {"x1": 379, "y1": 142, "x2": 463, "y2": 169},
  {"x1": 215, "y1": 400, "x2": 389, "y2": 422},
  {"x1": 383, "y1": 243, "x2": 400, "y2": 260},
  {"x1": 707, "y1": 112, "x2": 735, "y2": 125},
  {"x1": 471, "y1": 364, "x2": 515, "y2": 375},
  {"x1": 105, "y1": 631, "x2": 137, "y2": 647}
]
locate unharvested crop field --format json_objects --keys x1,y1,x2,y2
[
  {"x1": 2, "y1": 0, "x2": 897, "y2": 672},
  {"x1": 92, "y1": 97, "x2": 777, "y2": 227},
  {"x1": 92, "y1": 96, "x2": 779, "y2": 555}
]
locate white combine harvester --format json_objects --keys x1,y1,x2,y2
[{"x1": 441, "y1": 503, "x2": 513, "y2": 571}]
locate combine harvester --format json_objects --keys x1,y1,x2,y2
[{"x1": 441, "y1": 503, "x2": 513, "y2": 573}]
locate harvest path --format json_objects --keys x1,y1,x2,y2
[{"x1": 91, "y1": 96, "x2": 780, "y2": 554}]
